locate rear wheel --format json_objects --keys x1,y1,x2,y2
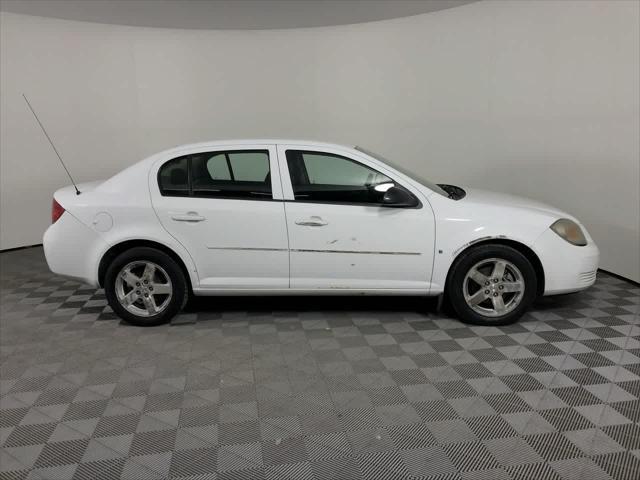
[
  {"x1": 104, "y1": 247, "x2": 187, "y2": 326},
  {"x1": 447, "y1": 244, "x2": 537, "y2": 326}
]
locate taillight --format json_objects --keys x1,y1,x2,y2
[{"x1": 52, "y1": 199, "x2": 65, "y2": 224}]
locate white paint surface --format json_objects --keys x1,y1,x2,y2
[
  {"x1": 1, "y1": 0, "x2": 638, "y2": 281},
  {"x1": 43, "y1": 139, "x2": 599, "y2": 301}
]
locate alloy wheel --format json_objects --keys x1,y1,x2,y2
[
  {"x1": 114, "y1": 261, "x2": 173, "y2": 317},
  {"x1": 462, "y1": 257, "x2": 524, "y2": 317}
]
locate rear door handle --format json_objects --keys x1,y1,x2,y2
[
  {"x1": 171, "y1": 211, "x2": 205, "y2": 222},
  {"x1": 295, "y1": 216, "x2": 327, "y2": 227}
]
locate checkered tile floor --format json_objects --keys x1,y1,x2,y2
[{"x1": 1, "y1": 247, "x2": 639, "y2": 480}]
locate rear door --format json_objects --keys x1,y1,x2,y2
[{"x1": 151, "y1": 145, "x2": 289, "y2": 289}]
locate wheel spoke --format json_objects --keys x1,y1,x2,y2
[
  {"x1": 122, "y1": 291, "x2": 139, "y2": 306},
  {"x1": 151, "y1": 283, "x2": 171, "y2": 295},
  {"x1": 492, "y1": 295, "x2": 507, "y2": 314},
  {"x1": 468, "y1": 268, "x2": 489, "y2": 286},
  {"x1": 501, "y1": 281, "x2": 523, "y2": 293},
  {"x1": 142, "y1": 295, "x2": 158, "y2": 315},
  {"x1": 121, "y1": 269, "x2": 140, "y2": 288},
  {"x1": 492, "y1": 261, "x2": 507, "y2": 280},
  {"x1": 143, "y1": 263, "x2": 156, "y2": 281},
  {"x1": 466, "y1": 289, "x2": 488, "y2": 306}
]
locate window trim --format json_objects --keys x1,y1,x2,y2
[
  {"x1": 157, "y1": 149, "x2": 273, "y2": 201},
  {"x1": 284, "y1": 149, "x2": 422, "y2": 209},
  {"x1": 224, "y1": 153, "x2": 235, "y2": 181}
]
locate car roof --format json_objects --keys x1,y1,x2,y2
[{"x1": 156, "y1": 139, "x2": 355, "y2": 157}]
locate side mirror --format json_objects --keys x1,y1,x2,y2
[{"x1": 382, "y1": 186, "x2": 419, "y2": 208}]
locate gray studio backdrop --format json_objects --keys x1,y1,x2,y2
[{"x1": 1, "y1": 0, "x2": 638, "y2": 281}]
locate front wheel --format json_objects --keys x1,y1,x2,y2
[
  {"x1": 447, "y1": 244, "x2": 538, "y2": 326},
  {"x1": 104, "y1": 247, "x2": 188, "y2": 326}
]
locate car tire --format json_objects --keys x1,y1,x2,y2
[
  {"x1": 104, "y1": 247, "x2": 188, "y2": 326},
  {"x1": 447, "y1": 244, "x2": 537, "y2": 326}
]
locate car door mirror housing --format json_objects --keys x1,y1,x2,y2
[{"x1": 382, "y1": 186, "x2": 419, "y2": 208}]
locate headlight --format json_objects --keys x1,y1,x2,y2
[{"x1": 550, "y1": 219, "x2": 587, "y2": 246}]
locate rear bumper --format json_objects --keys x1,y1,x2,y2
[
  {"x1": 533, "y1": 228, "x2": 600, "y2": 295},
  {"x1": 43, "y1": 212, "x2": 106, "y2": 287}
]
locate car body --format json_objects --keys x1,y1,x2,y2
[{"x1": 43, "y1": 140, "x2": 599, "y2": 326}]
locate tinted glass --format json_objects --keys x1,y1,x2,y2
[
  {"x1": 192, "y1": 150, "x2": 271, "y2": 199},
  {"x1": 206, "y1": 154, "x2": 232, "y2": 180},
  {"x1": 286, "y1": 150, "x2": 396, "y2": 204},
  {"x1": 158, "y1": 157, "x2": 189, "y2": 196},
  {"x1": 228, "y1": 152, "x2": 270, "y2": 181},
  {"x1": 159, "y1": 150, "x2": 272, "y2": 199}
]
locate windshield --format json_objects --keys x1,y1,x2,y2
[{"x1": 355, "y1": 146, "x2": 449, "y2": 197}]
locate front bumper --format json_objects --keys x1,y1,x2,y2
[{"x1": 533, "y1": 228, "x2": 599, "y2": 295}]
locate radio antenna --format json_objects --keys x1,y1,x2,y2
[{"x1": 22, "y1": 93, "x2": 81, "y2": 195}]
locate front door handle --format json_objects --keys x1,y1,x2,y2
[
  {"x1": 171, "y1": 212, "x2": 205, "y2": 222},
  {"x1": 295, "y1": 216, "x2": 327, "y2": 227}
]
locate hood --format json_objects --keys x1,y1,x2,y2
[{"x1": 461, "y1": 187, "x2": 572, "y2": 220}]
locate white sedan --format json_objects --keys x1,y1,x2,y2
[{"x1": 43, "y1": 140, "x2": 599, "y2": 326}]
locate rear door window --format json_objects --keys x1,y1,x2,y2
[{"x1": 159, "y1": 150, "x2": 271, "y2": 200}]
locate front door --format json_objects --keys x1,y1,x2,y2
[
  {"x1": 277, "y1": 145, "x2": 435, "y2": 291},
  {"x1": 151, "y1": 145, "x2": 289, "y2": 289}
]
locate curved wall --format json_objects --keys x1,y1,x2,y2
[{"x1": 1, "y1": 0, "x2": 639, "y2": 281}]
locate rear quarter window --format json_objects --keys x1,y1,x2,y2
[{"x1": 158, "y1": 157, "x2": 189, "y2": 196}]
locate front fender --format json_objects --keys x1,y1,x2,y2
[{"x1": 429, "y1": 204, "x2": 555, "y2": 293}]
